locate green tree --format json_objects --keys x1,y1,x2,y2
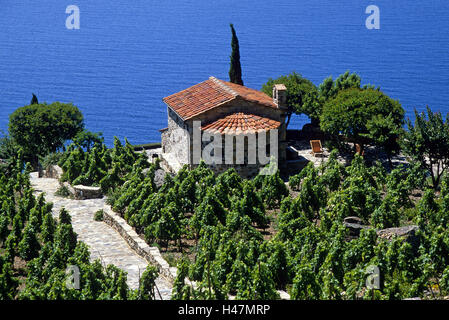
[
  {"x1": 229, "y1": 23, "x2": 243, "y2": 86},
  {"x1": 262, "y1": 72, "x2": 319, "y2": 127},
  {"x1": 9, "y1": 102, "x2": 84, "y2": 167},
  {"x1": 320, "y1": 88, "x2": 404, "y2": 154},
  {"x1": 318, "y1": 71, "x2": 364, "y2": 103},
  {"x1": 30, "y1": 93, "x2": 38, "y2": 105},
  {"x1": 402, "y1": 106, "x2": 449, "y2": 189},
  {"x1": 365, "y1": 114, "x2": 403, "y2": 166},
  {"x1": 73, "y1": 130, "x2": 104, "y2": 152}
]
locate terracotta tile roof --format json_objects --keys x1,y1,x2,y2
[
  {"x1": 201, "y1": 112, "x2": 281, "y2": 134},
  {"x1": 163, "y1": 76, "x2": 278, "y2": 120}
]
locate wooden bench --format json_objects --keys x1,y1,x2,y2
[{"x1": 310, "y1": 140, "x2": 324, "y2": 157}]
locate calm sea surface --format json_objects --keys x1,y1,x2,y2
[{"x1": 1, "y1": 1, "x2": 449, "y2": 146}]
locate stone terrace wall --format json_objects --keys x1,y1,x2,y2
[
  {"x1": 102, "y1": 204, "x2": 290, "y2": 299},
  {"x1": 102, "y1": 206, "x2": 178, "y2": 283}
]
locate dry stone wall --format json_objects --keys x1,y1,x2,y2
[{"x1": 102, "y1": 206, "x2": 177, "y2": 283}]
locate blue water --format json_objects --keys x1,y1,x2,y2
[{"x1": 1, "y1": 1, "x2": 449, "y2": 147}]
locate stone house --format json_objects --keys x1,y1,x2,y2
[{"x1": 160, "y1": 76, "x2": 287, "y2": 177}]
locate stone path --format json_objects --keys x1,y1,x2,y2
[{"x1": 29, "y1": 172, "x2": 172, "y2": 300}]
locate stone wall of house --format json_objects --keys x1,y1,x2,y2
[
  {"x1": 185, "y1": 98, "x2": 287, "y2": 176},
  {"x1": 162, "y1": 107, "x2": 190, "y2": 165},
  {"x1": 197, "y1": 129, "x2": 278, "y2": 178},
  {"x1": 161, "y1": 97, "x2": 287, "y2": 177}
]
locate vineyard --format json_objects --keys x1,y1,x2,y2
[
  {"x1": 0, "y1": 150, "x2": 158, "y2": 299},
  {"x1": 28, "y1": 136, "x2": 449, "y2": 300}
]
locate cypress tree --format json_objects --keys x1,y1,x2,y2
[
  {"x1": 30, "y1": 93, "x2": 38, "y2": 105},
  {"x1": 229, "y1": 24, "x2": 243, "y2": 86}
]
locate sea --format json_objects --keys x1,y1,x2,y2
[{"x1": 1, "y1": 0, "x2": 449, "y2": 147}]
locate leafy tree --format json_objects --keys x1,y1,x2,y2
[
  {"x1": 320, "y1": 88, "x2": 404, "y2": 154},
  {"x1": 9, "y1": 102, "x2": 84, "y2": 167},
  {"x1": 402, "y1": 106, "x2": 449, "y2": 189},
  {"x1": 318, "y1": 71, "x2": 365, "y2": 103},
  {"x1": 229, "y1": 23, "x2": 243, "y2": 85},
  {"x1": 73, "y1": 130, "x2": 104, "y2": 152},
  {"x1": 365, "y1": 114, "x2": 403, "y2": 166},
  {"x1": 262, "y1": 72, "x2": 319, "y2": 127}
]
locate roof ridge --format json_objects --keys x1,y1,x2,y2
[{"x1": 209, "y1": 76, "x2": 239, "y2": 97}]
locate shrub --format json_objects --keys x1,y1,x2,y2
[
  {"x1": 39, "y1": 152, "x2": 64, "y2": 170},
  {"x1": 55, "y1": 185, "x2": 72, "y2": 198},
  {"x1": 94, "y1": 209, "x2": 104, "y2": 222}
]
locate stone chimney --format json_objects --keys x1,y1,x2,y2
[{"x1": 273, "y1": 84, "x2": 287, "y2": 110}]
